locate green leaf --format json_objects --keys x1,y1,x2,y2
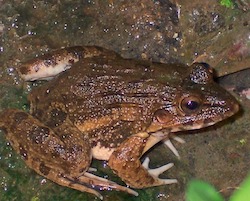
[
  {"x1": 186, "y1": 179, "x2": 224, "y2": 201},
  {"x1": 220, "y1": 0, "x2": 233, "y2": 8},
  {"x1": 31, "y1": 197, "x2": 40, "y2": 201},
  {"x1": 230, "y1": 174, "x2": 250, "y2": 201}
]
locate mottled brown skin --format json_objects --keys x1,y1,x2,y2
[
  {"x1": 109, "y1": 133, "x2": 158, "y2": 187},
  {"x1": 0, "y1": 47, "x2": 239, "y2": 198}
]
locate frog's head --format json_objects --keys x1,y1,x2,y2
[{"x1": 149, "y1": 63, "x2": 239, "y2": 133}]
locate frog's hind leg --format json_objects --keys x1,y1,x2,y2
[
  {"x1": 0, "y1": 109, "x2": 135, "y2": 199},
  {"x1": 48, "y1": 170, "x2": 138, "y2": 200},
  {"x1": 108, "y1": 132, "x2": 177, "y2": 189},
  {"x1": 78, "y1": 172, "x2": 138, "y2": 196},
  {"x1": 32, "y1": 168, "x2": 105, "y2": 200}
]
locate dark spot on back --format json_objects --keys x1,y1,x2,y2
[
  {"x1": 52, "y1": 144, "x2": 66, "y2": 158},
  {"x1": 46, "y1": 108, "x2": 67, "y2": 127},
  {"x1": 29, "y1": 126, "x2": 50, "y2": 144},
  {"x1": 39, "y1": 162, "x2": 51, "y2": 176}
]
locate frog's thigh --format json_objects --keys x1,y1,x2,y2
[
  {"x1": 1, "y1": 109, "x2": 92, "y2": 176},
  {"x1": 108, "y1": 132, "x2": 177, "y2": 188}
]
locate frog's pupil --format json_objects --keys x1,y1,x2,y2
[{"x1": 186, "y1": 100, "x2": 198, "y2": 110}]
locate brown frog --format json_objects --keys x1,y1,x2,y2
[{"x1": 0, "y1": 46, "x2": 239, "y2": 199}]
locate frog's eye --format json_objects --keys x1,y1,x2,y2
[{"x1": 179, "y1": 96, "x2": 202, "y2": 114}]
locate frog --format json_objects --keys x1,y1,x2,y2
[{"x1": 0, "y1": 46, "x2": 239, "y2": 199}]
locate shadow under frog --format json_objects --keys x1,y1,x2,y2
[{"x1": 0, "y1": 46, "x2": 239, "y2": 199}]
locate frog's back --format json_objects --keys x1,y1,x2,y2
[{"x1": 30, "y1": 56, "x2": 188, "y2": 112}]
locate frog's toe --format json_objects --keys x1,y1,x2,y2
[
  {"x1": 58, "y1": 171, "x2": 138, "y2": 200},
  {"x1": 78, "y1": 172, "x2": 138, "y2": 196},
  {"x1": 142, "y1": 157, "x2": 177, "y2": 184},
  {"x1": 87, "y1": 167, "x2": 97, "y2": 172},
  {"x1": 171, "y1": 135, "x2": 186, "y2": 144},
  {"x1": 163, "y1": 135, "x2": 186, "y2": 159},
  {"x1": 62, "y1": 176, "x2": 104, "y2": 200},
  {"x1": 164, "y1": 139, "x2": 180, "y2": 159}
]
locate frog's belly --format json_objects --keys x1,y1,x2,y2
[{"x1": 91, "y1": 142, "x2": 115, "y2": 160}]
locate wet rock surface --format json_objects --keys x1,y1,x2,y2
[{"x1": 0, "y1": 0, "x2": 249, "y2": 200}]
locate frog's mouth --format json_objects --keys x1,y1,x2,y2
[{"x1": 148, "y1": 101, "x2": 239, "y2": 133}]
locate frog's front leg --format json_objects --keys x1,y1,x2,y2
[{"x1": 108, "y1": 132, "x2": 177, "y2": 188}]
